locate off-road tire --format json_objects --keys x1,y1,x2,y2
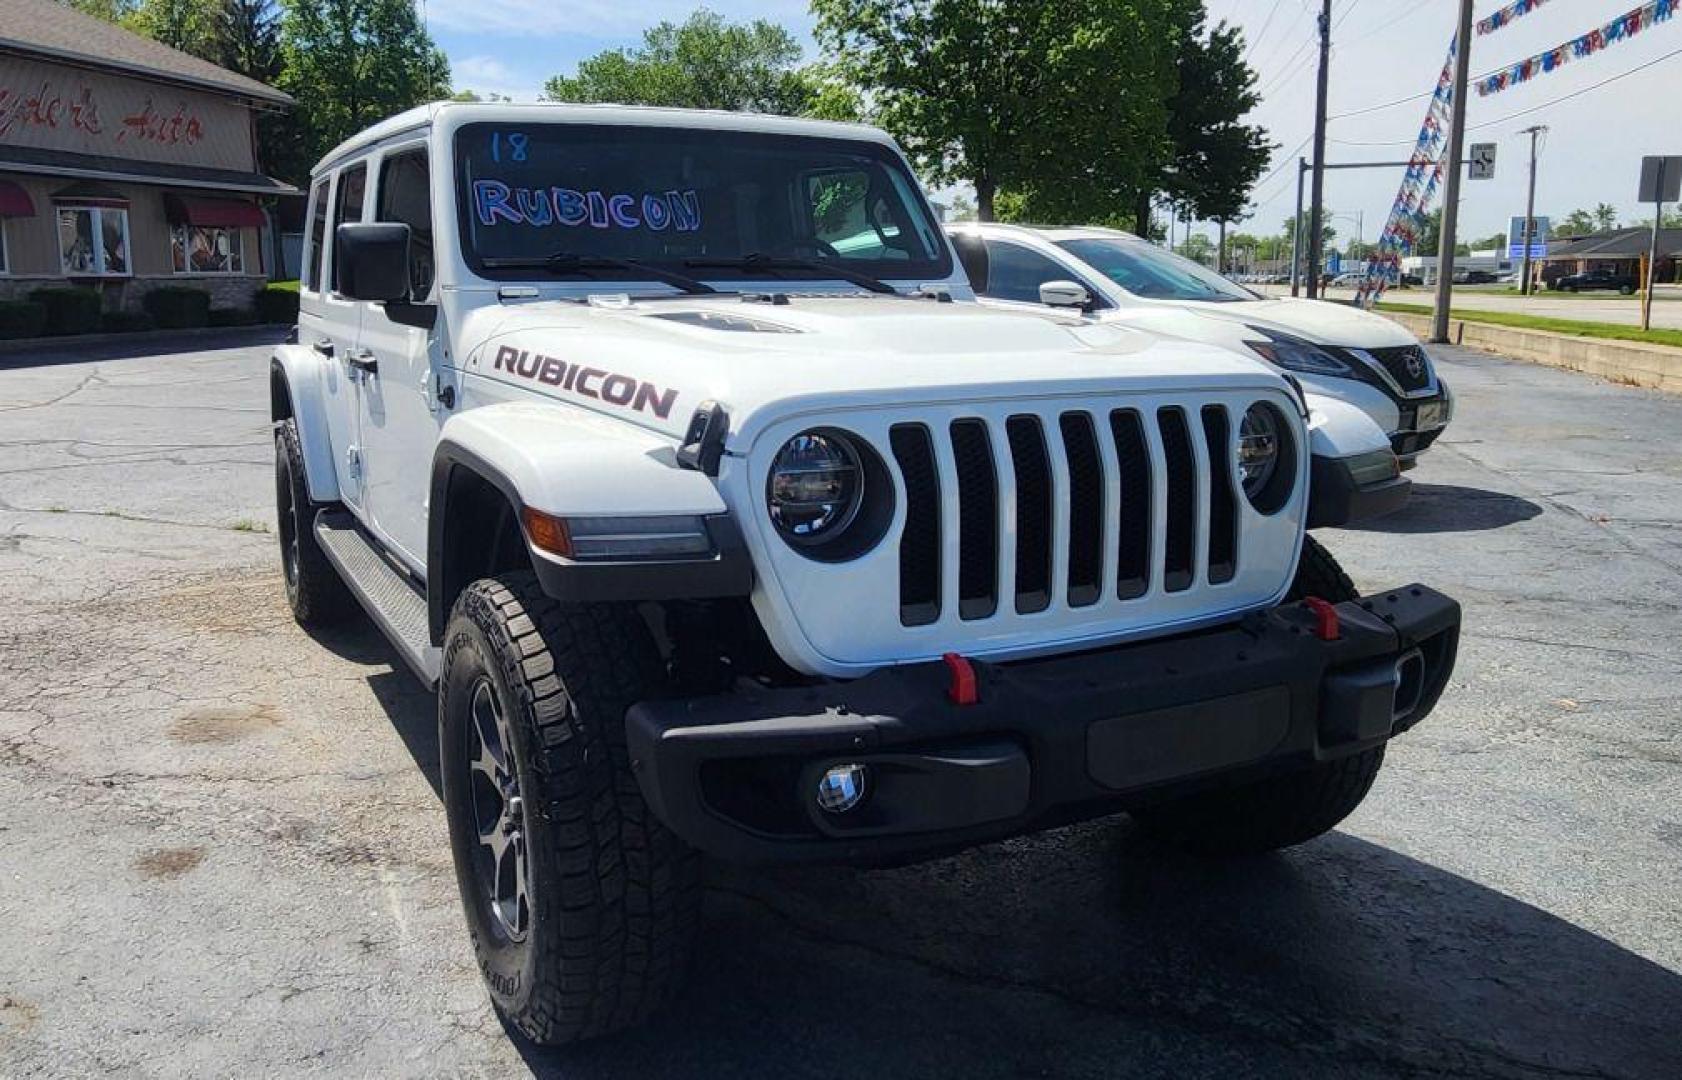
[
  {"x1": 1136, "y1": 535, "x2": 1380, "y2": 854},
  {"x1": 274, "y1": 418, "x2": 355, "y2": 627},
  {"x1": 1286, "y1": 534, "x2": 1359, "y2": 603},
  {"x1": 439, "y1": 574, "x2": 700, "y2": 1046},
  {"x1": 1133, "y1": 744, "x2": 1387, "y2": 856}
]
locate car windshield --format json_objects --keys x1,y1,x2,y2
[
  {"x1": 455, "y1": 122, "x2": 950, "y2": 284},
  {"x1": 1054, "y1": 236, "x2": 1256, "y2": 303}
]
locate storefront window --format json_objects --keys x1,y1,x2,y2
[
  {"x1": 57, "y1": 206, "x2": 130, "y2": 277},
  {"x1": 0, "y1": 222, "x2": 8, "y2": 275},
  {"x1": 171, "y1": 225, "x2": 244, "y2": 274}
]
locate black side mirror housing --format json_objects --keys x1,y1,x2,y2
[{"x1": 336, "y1": 222, "x2": 412, "y2": 302}]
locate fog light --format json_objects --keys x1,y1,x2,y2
[{"x1": 815, "y1": 763, "x2": 868, "y2": 813}]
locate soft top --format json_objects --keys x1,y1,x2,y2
[{"x1": 312, "y1": 102, "x2": 897, "y2": 179}]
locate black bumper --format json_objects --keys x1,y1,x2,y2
[
  {"x1": 627, "y1": 587, "x2": 1460, "y2": 865},
  {"x1": 1307, "y1": 451, "x2": 1412, "y2": 529}
]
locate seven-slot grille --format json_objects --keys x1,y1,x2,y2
[{"x1": 887, "y1": 404, "x2": 1247, "y2": 628}]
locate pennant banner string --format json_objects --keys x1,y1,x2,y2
[
  {"x1": 1477, "y1": 0, "x2": 1677, "y2": 96},
  {"x1": 1477, "y1": 0, "x2": 1552, "y2": 36}
]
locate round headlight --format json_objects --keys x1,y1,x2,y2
[
  {"x1": 1238, "y1": 403, "x2": 1281, "y2": 499},
  {"x1": 768, "y1": 431, "x2": 864, "y2": 544}
]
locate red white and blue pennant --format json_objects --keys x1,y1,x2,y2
[
  {"x1": 1477, "y1": 1, "x2": 1677, "y2": 96},
  {"x1": 1477, "y1": 0, "x2": 1552, "y2": 37}
]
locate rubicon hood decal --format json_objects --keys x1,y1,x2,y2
[{"x1": 491, "y1": 344, "x2": 678, "y2": 419}]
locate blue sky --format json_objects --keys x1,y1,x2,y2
[
  {"x1": 427, "y1": 0, "x2": 818, "y2": 101},
  {"x1": 426, "y1": 1, "x2": 1682, "y2": 241}
]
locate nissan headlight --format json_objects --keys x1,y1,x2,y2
[{"x1": 1244, "y1": 330, "x2": 1353, "y2": 376}]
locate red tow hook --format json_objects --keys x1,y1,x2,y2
[
  {"x1": 942, "y1": 652, "x2": 979, "y2": 706},
  {"x1": 1303, "y1": 596, "x2": 1341, "y2": 641}
]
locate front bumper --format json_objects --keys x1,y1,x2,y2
[
  {"x1": 1307, "y1": 450, "x2": 1411, "y2": 529},
  {"x1": 627, "y1": 587, "x2": 1460, "y2": 865}
]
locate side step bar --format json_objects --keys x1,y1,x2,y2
[{"x1": 314, "y1": 509, "x2": 440, "y2": 687}]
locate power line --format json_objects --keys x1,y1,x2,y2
[
  {"x1": 1328, "y1": 42, "x2": 1682, "y2": 146},
  {"x1": 1467, "y1": 43, "x2": 1682, "y2": 130},
  {"x1": 1243, "y1": 0, "x2": 1289, "y2": 64},
  {"x1": 1247, "y1": 133, "x2": 1315, "y2": 209},
  {"x1": 1338, "y1": 0, "x2": 1434, "y2": 46},
  {"x1": 1332, "y1": 0, "x2": 1366, "y2": 31},
  {"x1": 1254, "y1": 29, "x2": 1319, "y2": 97}
]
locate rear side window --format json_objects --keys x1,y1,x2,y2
[
  {"x1": 332, "y1": 162, "x2": 368, "y2": 293},
  {"x1": 377, "y1": 148, "x2": 434, "y2": 298},
  {"x1": 304, "y1": 177, "x2": 329, "y2": 292}
]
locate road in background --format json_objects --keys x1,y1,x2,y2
[
  {"x1": 1256, "y1": 282, "x2": 1682, "y2": 330},
  {"x1": 1, "y1": 336, "x2": 1679, "y2": 1077}
]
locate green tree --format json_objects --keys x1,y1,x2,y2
[
  {"x1": 1179, "y1": 233, "x2": 1214, "y2": 265},
  {"x1": 815, "y1": 0, "x2": 1177, "y2": 222},
  {"x1": 1147, "y1": 6, "x2": 1272, "y2": 234},
  {"x1": 276, "y1": 0, "x2": 450, "y2": 183},
  {"x1": 543, "y1": 10, "x2": 822, "y2": 115},
  {"x1": 1553, "y1": 208, "x2": 1598, "y2": 237},
  {"x1": 62, "y1": 0, "x2": 137, "y2": 21},
  {"x1": 1593, "y1": 202, "x2": 1620, "y2": 231},
  {"x1": 124, "y1": 0, "x2": 220, "y2": 60},
  {"x1": 1471, "y1": 232, "x2": 1509, "y2": 252}
]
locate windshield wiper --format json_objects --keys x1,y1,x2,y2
[
  {"x1": 480, "y1": 252, "x2": 716, "y2": 295},
  {"x1": 683, "y1": 253, "x2": 898, "y2": 295}
]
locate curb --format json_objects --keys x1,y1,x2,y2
[
  {"x1": 0, "y1": 325, "x2": 289, "y2": 360},
  {"x1": 1382, "y1": 310, "x2": 1682, "y2": 393}
]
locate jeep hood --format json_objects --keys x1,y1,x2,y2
[{"x1": 454, "y1": 294, "x2": 1294, "y2": 447}]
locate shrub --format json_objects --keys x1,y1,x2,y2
[
  {"x1": 142, "y1": 286, "x2": 212, "y2": 329},
  {"x1": 253, "y1": 285, "x2": 300, "y2": 324},
  {"x1": 100, "y1": 310, "x2": 155, "y2": 333},
  {"x1": 0, "y1": 300, "x2": 49, "y2": 340},
  {"x1": 208, "y1": 307, "x2": 258, "y2": 327},
  {"x1": 29, "y1": 287, "x2": 103, "y2": 336}
]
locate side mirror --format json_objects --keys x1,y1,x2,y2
[
  {"x1": 1039, "y1": 279, "x2": 1091, "y2": 310},
  {"x1": 336, "y1": 222, "x2": 411, "y2": 302}
]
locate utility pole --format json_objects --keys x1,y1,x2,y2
[
  {"x1": 1519, "y1": 124, "x2": 1548, "y2": 296},
  {"x1": 1432, "y1": 0, "x2": 1476, "y2": 343},
  {"x1": 1305, "y1": 0, "x2": 1332, "y2": 299},
  {"x1": 1291, "y1": 157, "x2": 1307, "y2": 296}
]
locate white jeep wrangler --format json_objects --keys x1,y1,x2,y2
[{"x1": 271, "y1": 103, "x2": 1460, "y2": 1045}]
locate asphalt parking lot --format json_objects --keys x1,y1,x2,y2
[{"x1": 1, "y1": 330, "x2": 1679, "y2": 1078}]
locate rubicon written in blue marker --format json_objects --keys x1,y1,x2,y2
[{"x1": 474, "y1": 181, "x2": 701, "y2": 232}]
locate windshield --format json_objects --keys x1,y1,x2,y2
[
  {"x1": 455, "y1": 123, "x2": 950, "y2": 284},
  {"x1": 1055, "y1": 237, "x2": 1256, "y2": 303}
]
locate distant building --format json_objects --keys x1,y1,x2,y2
[
  {"x1": 1537, "y1": 228, "x2": 1682, "y2": 288},
  {"x1": 0, "y1": 0, "x2": 294, "y2": 311},
  {"x1": 1399, "y1": 251, "x2": 1516, "y2": 286}
]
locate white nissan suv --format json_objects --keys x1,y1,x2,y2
[
  {"x1": 270, "y1": 102, "x2": 1460, "y2": 1046},
  {"x1": 948, "y1": 223, "x2": 1454, "y2": 478}
]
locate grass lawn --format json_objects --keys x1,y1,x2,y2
[{"x1": 1375, "y1": 302, "x2": 1682, "y2": 350}]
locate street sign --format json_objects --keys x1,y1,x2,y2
[
  {"x1": 1507, "y1": 215, "x2": 1549, "y2": 259},
  {"x1": 1637, "y1": 156, "x2": 1682, "y2": 202},
  {"x1": 1469, "y1": 142, "x2": 1497, "y2": 180}
]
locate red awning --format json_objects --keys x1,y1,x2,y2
[
  {"x1": 164, "y1": 195, "x2": 266, "y2": 229},
  {"x1": 0, "y1": 180, "x2": 34, "y2": 217}
]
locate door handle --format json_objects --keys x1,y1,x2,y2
[
  {"x1": 311, "y1": 339, "x2": 335, "y2": 358},
  {"x1": 346, "y1": 349, "x2": 379, "y2": 376}
]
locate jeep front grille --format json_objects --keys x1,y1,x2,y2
[
  {"x1": 887, "y1": 404, "x2": 1253, "y2": 628},
  {"x1": 744, "y1": 388, "x2": 1305, "y2": 677}
]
